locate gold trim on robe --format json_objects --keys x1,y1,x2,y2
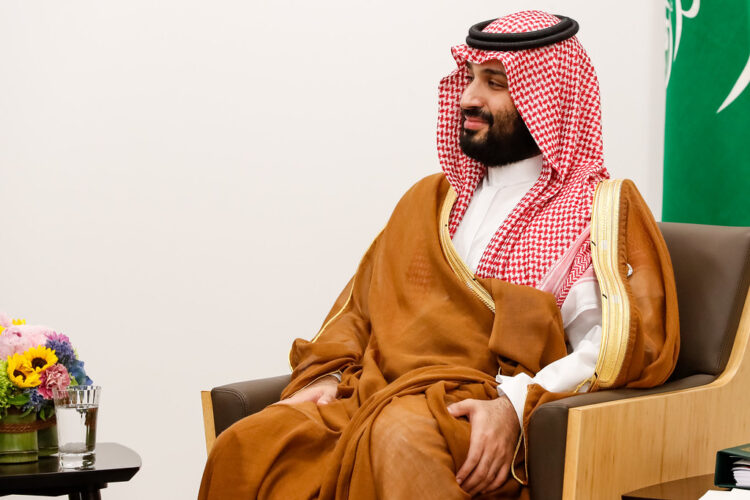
[
  {"x1": 588, "y1": 178, "x2": 680, "y2": 390},
  {"x1": 590, "y1": 178, "x2": 631, "y2": 389},
  {"x1": 439, "y1": 187, "x2": 496, "y2": 312}
]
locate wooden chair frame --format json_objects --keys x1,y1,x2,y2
[
  {"x1": 560, "y1": 288, "x2": 750, "y2": 498},
  {"x1": 201, "y1": 391, "x2": 216, "y2": 453}
]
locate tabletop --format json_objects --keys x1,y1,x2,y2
[
  {"x1": 0, "y1": 442, "x2": 141, "y2": 497},
  {"x1": 622, "y1": 473, "x2": 729, "y2": 500}
]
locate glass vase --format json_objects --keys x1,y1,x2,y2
[{"x1": 0, "y1": 411, "x2": 39, "y2": 464}]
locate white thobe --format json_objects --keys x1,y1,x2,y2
[{"x1": 452, "y1": 155, "x2": 602, "y2": 426}]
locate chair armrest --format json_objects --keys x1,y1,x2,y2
[
  {"x1": 211, "y1": 374, "x2": 292, "y2": 437},
  {"x1": 554, "y1": 290, "x2": 750, "y2": 499},
  {"x1": 528, "y1": 373, "x2": 716, "y2": 500}
]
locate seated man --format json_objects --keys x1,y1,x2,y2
[{"x1": 200, "y1": 11, "x2": 679, "y2": 500}]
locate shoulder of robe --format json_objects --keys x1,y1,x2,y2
[
  {"x1": 588, "y1": 178, "x2": 680, "y2": 390},
  {"x1": 399, "y1": 173, "x2": 449, "y2": 200},
  {"x1": 386, "y1": 173, "x2": 450, "y2": 215}
]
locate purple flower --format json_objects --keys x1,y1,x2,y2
[
  {"x1": 22, "y1": 388, "x2": 47, "y2": 413},
  {"x1": 45, "y1": 337, "x2": 76, "y2": 367}
]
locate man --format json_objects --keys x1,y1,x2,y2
[{"x1": 200, "y1": 11, "x2": 678, "y2": 499}]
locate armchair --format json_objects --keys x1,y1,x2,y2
[{"x1": 201, "y1": 222, "x2": 750, "y2": 499}]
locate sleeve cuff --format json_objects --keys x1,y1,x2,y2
[{"x1": 496, "y1": 372, "x2": 534, "y2": 427}]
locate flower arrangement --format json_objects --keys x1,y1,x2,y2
[{"x1": 0, "y1": 313, "x2": 92, "y2": 421}]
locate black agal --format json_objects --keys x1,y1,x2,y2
[{"x1": 465, "y1": 15, "x2": 579, "y2": 51}]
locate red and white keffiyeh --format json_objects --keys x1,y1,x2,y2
[{"x1": 438, "y1": 10, "x2": 609, "y2": 305}]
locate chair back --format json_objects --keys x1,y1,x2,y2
[{"x1": 659, "y1": 222, "x2": 750, "y2": 380}]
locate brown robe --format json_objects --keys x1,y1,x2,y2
[{"x1": 199, "y1": 174, "x2": 678, "y2": 499}]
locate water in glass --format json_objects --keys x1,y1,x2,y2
[
  {"x1": 53, "y1": 386, "x2": 101, "y2": 469},
  {"x1": 56, "y1": 404, "x2": 98, "y2": 468}
]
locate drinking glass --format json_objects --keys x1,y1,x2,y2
[{"x1": 52, "y1": 386, "x2": 101, "y2": 469}]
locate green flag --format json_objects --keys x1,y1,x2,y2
[{"x1": 664, "y1": 0, "x2": 750, "y2": 226}]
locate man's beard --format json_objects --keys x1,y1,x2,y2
[{"x1": 459, "y1": 107, "x2": 540, "y2": 167}]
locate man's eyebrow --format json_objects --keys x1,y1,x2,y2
[
  {"x1": 482, "y1": 68, "x2": 507, "y2": 77},
  {"x1": 464, "y1": 62, "x2": 506, "y2": 77}
]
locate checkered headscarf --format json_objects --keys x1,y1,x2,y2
[{"x1": 438, "y1": 10, "x2": 609, "y2": 305}]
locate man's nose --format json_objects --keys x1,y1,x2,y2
[{"x1": 460, "y1": 81, "x2": 484, "y2": 110}]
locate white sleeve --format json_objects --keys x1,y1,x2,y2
[{"x1": 496, "y1": 270, "x2": 602, "y2": 426}]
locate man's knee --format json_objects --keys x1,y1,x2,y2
[
  {"x1": 368, "y1": 396, "x2": 467, "y2": 499},
  {"x1": 371, "y1": 396, "x2": 439, "y2": 462}
]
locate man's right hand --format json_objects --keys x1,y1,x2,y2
[{"x1": 276, "y1": 374, "x2": 339, "y2": 406}]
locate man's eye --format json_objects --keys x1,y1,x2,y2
[
  {"x1": 466, "y1": 74, "x2": 474, "y2": 82},
  {"x1": 489, "y1": 80, "x2": 505, "y2": 88}
]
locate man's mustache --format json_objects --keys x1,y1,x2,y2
[{"x1": 461, "y1": 108, "x2": 494, "y2": 126}]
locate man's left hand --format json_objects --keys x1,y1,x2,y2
[{"x1": 446, "y1": 395, "x2": 520, "y2": 496}]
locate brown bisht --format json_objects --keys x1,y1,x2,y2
[{"x1": 198, "y1": 174, "x2": 679, "y2": 499}]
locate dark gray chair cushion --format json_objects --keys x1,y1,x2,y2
[
  {"x1": 211, "y1": 374, "x2": 290, "y2": 436},
  {"x1": 659, "y1": 222, "x2": 750, "y2": 379}
]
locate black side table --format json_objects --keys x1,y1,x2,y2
[
  {"x1": 622, "y1": 473, "x2": 729, "y2": 499},
  {"x1": 0, "y1": 442, "x2": 140, "y2": 499}
]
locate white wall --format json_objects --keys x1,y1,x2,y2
[{"x1": 0, "y1": 1, "x2": 665, "y2": 498}]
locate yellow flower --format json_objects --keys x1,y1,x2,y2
[
  {"x1": 23, "y1": 346, "x2": 58, "y2": 373},
  {"x1": 7, "y1": 353, "x2": 41, "y2": 388}
]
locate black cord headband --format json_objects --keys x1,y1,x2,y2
[{"x1": 465, "y1": 15, "x2": 579, "y2": 51}]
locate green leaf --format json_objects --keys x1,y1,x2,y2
[{"x1": 8, "y1": 393, "x2": 30, "y2": 406}]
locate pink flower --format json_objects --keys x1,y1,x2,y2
[
  {"x1": 38, "y1": 364, "x2": 71, "y2": 399},
  {"x1": 0, "y1": 325, "x2": 54, "y2": 360},
  {"x1": 45, "y1": 331, "x2": 71, "y2": 344},
  {"x1": 0, "y1": 312, "x2": 12, "y2": 328}
]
